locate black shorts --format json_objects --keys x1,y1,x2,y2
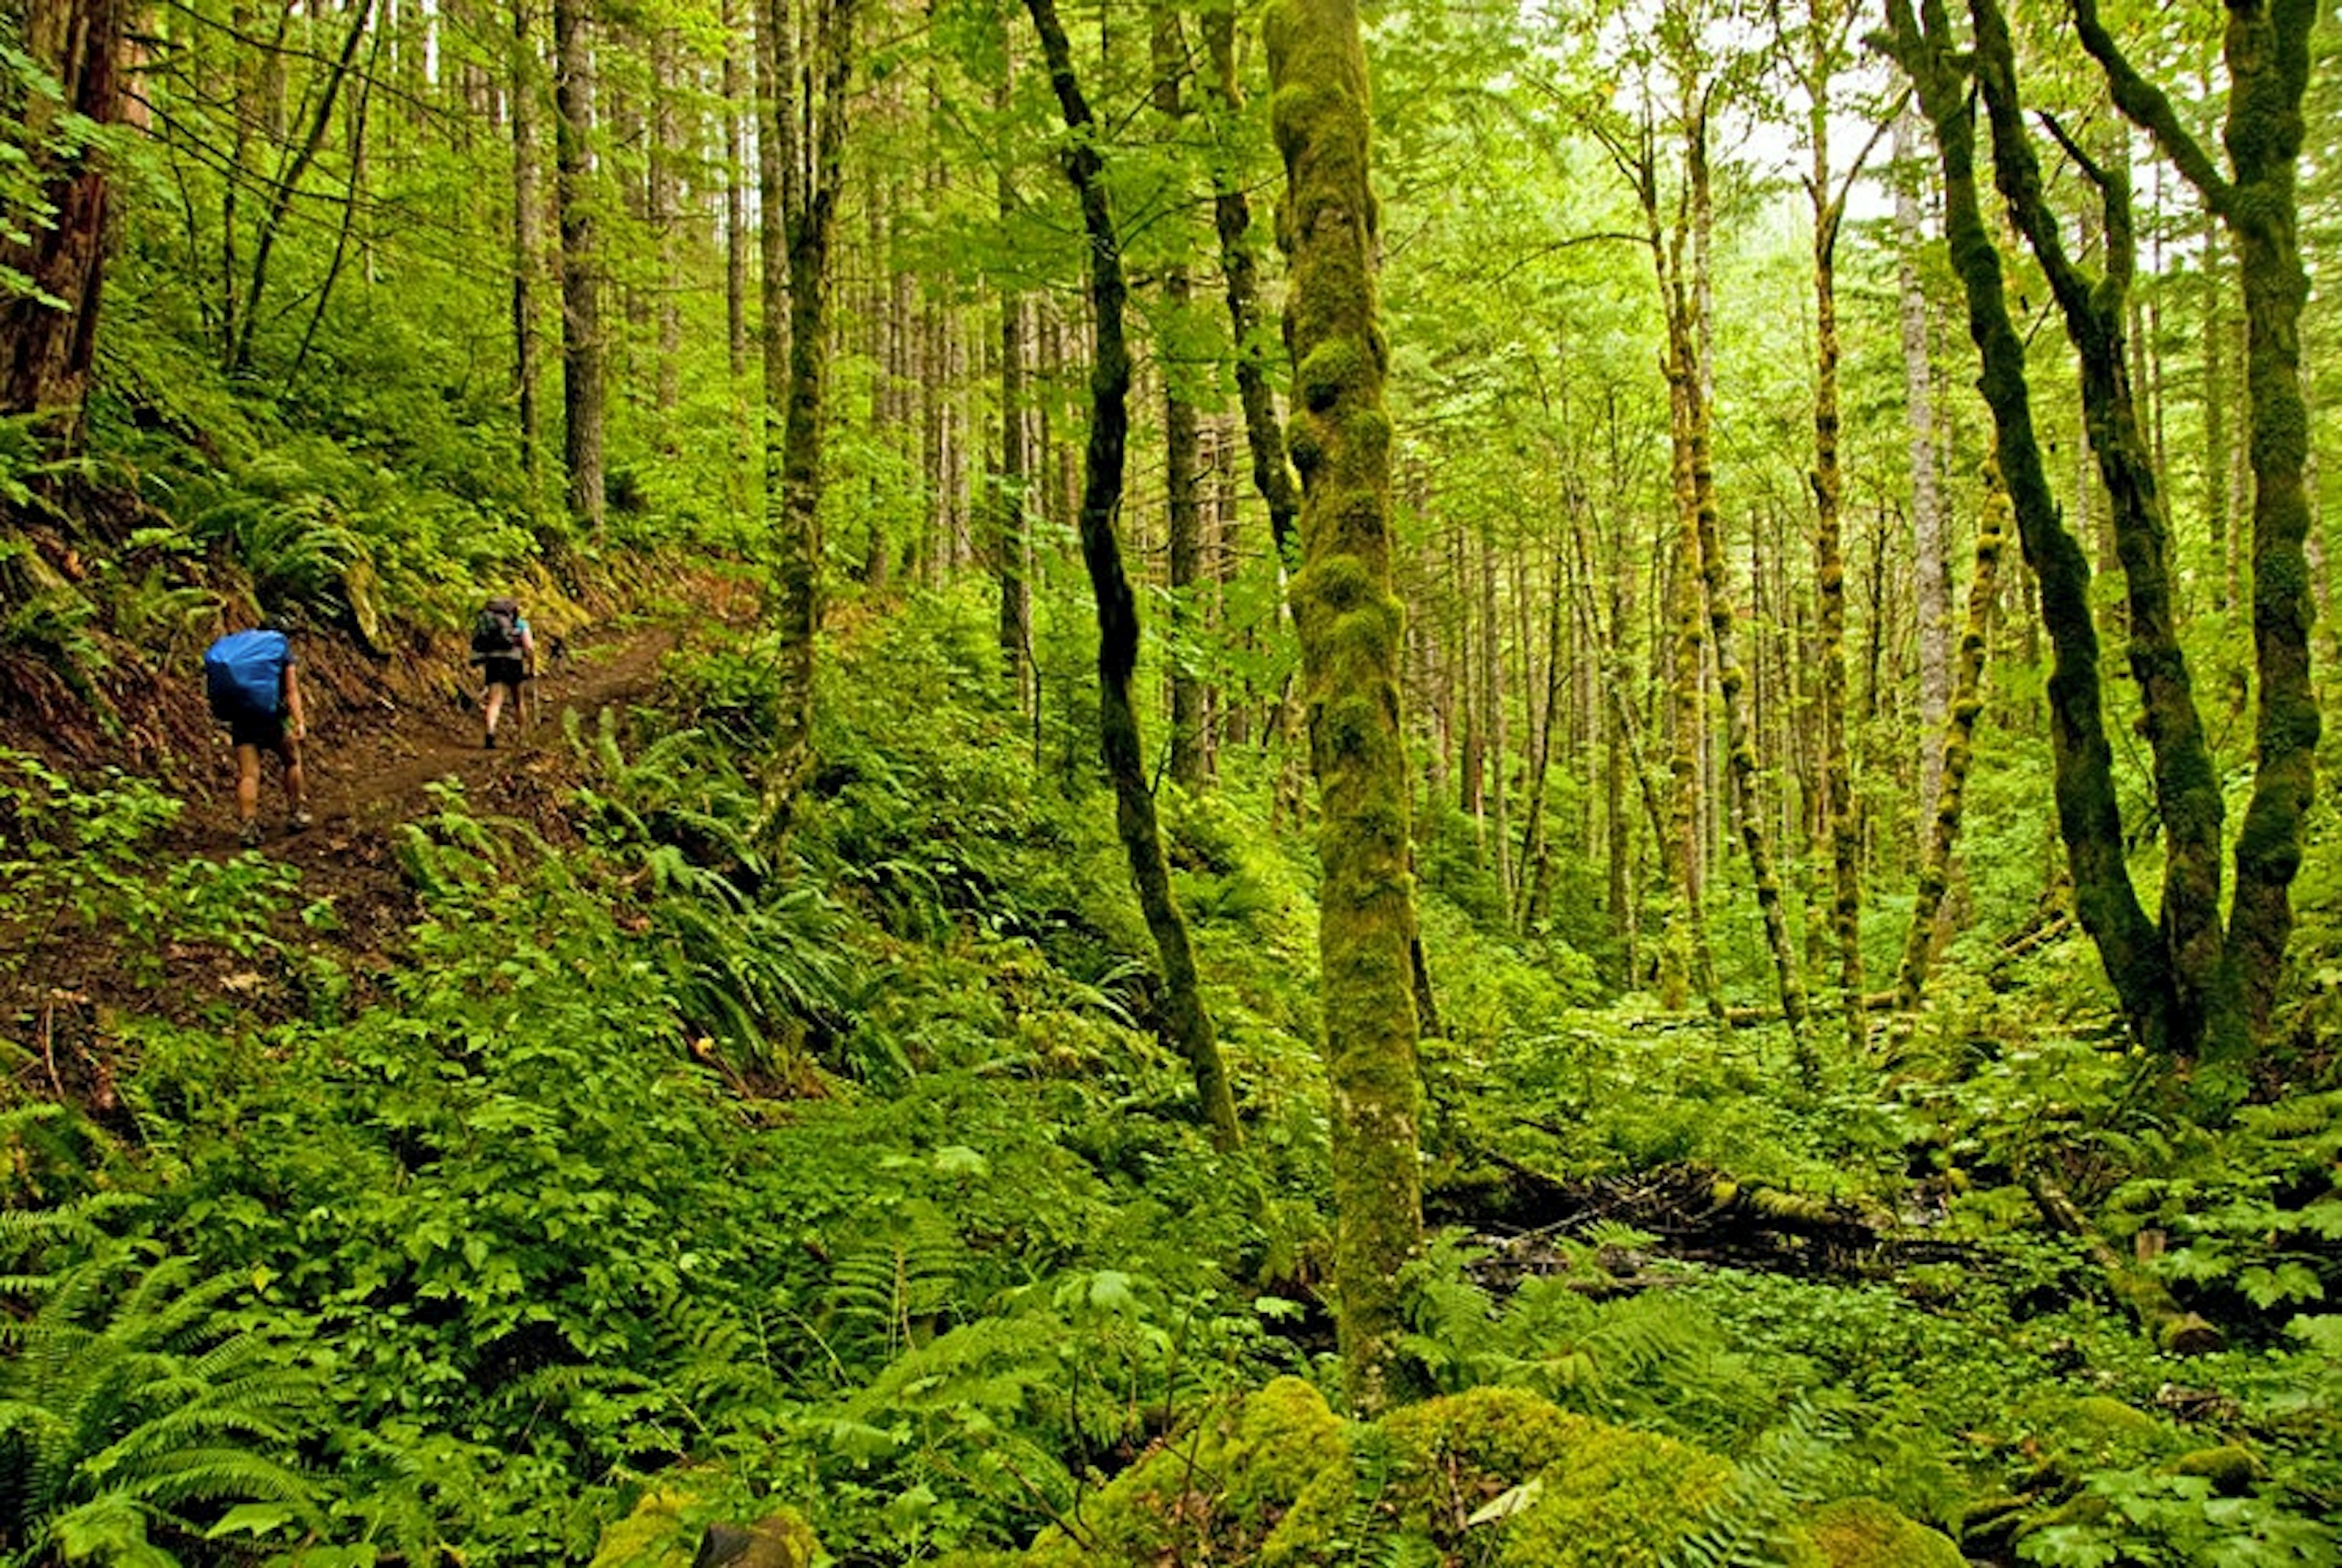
[
  {"x1": 228, "y1": 709, "x2": 287, "y2": 750},
  {"x1": 481, "y1": 656, "x2": 527, "y2": 689}
]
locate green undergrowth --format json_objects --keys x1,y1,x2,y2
[{"x1": 2, "y1": 589, "x2": 2338, "y2": 1567}]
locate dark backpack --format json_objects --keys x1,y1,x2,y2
[
  {"x1": 470, "y1": 601, "x2": 520, "y2": 660},
  {"x1": 204, "y1": 629, "x2": 290, "y2": 721}
]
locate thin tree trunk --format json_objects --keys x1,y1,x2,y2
[
  {"x1": 1973, "y1": 0, "x2": 2242, "y2": 1061},
  {"x1": 1026, "y1": 0, "x2": 1241, "y2": 1156},
  {"x1": 2074, "y1": 0, "x2": 2318, "y2": 1051},
  {"x1": 553, "y1": 0, "x2": 605, "y2": 532},
  {"x1": 724, "y1": 0, "x2": 750, "y2": 382},
  {"x1": 1897, "y1": 462, "x2": 2008, "y2": 1009},
  {"x1": 1201, "y1": 6, "x2": 1299, "y2": 567},
  {"x1": 998, "y1": 150, "x2": 1034, "y2": 708},
  {"x1": 1267, "y1": 0, "x2": 1423, "y2": 1414},
  {"x1": 651, "y1": 25, "x2": 681, "y2": 426},
  {"x1": 1883, "y1": 0, "x2": 2172, "y2": 1053},
  {"x1": 510, "y1": 0, "x2": 543, "y2": 496},
  {"x1": 2200, "y1": 207, "x2": 2227, "y2": 614},
  {"x1": 228, "y1": 0, "x2": 370, "y2": 377},
  {"x1": 1481, "y1": 528, "x2": 1512, "y2": 907}
]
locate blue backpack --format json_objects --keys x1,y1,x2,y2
[{"x1": 204, "y1": 629, "x2": 290, "y2": 721}]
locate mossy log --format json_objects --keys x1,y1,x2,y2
[{"x1": 2027, "y1": 1173, "x2": 2222, "y2": 1354}]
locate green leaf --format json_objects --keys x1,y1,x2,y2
[{"x1": 205, "y1": 1502, "x2": 303, "y2": 1539}]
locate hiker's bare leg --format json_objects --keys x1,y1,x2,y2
[
  {"x1": 279, "y1": 735, "x2": 307, "y2": 816},
  {"x1": 484, "y1": 681, "x2": 507, "y2": 737},
  {"x1": 235, "y1": 743, "x2": 262, "y2": 826}
]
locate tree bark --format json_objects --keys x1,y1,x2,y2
[
  {"x1": 511, "y1": 0, "x2": 545, "y2": 496},
  {"x1": 1897, "y1": 462, "x2": 2008, "y2": 1011},
  {"x1": 724, "y1": 0, "x2": 750, "y2": 382},
  {"x1": 1266, "y1": 0, "x2": 1425, "y2": 1414},
  {"x1": 552, "y1": 0, "x2": 606, "y2": 532},
  {"x1": 1805, "y1": 15, "x2": 1878, "y2": 1058},
  {"x1": 761, "y1": 0, "x2": 857, "y2": 814},
  {"x1": 1881, "y1": 0, "x2": 2174, "y2": 1053},
  {"x1": 0, "y1": 0, "x2": 127, "y2": 428},
  {"x1": 1025, "y1": 0, "x2": 1241, "y2": 1156},
  {"x1": 2071, "y1": 0, "x2": 2318, "y2": 1048},
  {"x1": 1201, "y1": 6, "x2": 1300, "y2": 568},
  {"x1": 1971, "y1": 0, "x2": 2242, "y2": 1061}
]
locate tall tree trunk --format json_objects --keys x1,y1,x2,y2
[
  {"x1": 1805, "y1": 15, "x2": 1878, "y2": 1057},
  {"x1": 762, "y1": 0, "x2": 858, "y2": 814},
  {"x1": 2074, "y1": 0, "x2": 2318, "y2": 1051},
  {"x1": 1897, "y1": 462, "x2": 2008, "y2": 1009},
  {"x1": 1200, "y1": 5, "x2": 1300, "y2": 566},
  {"x1": 651, "y1": 24, "x2": 681, "y2": 427},
  {"x1": 1883, "y1": 0, "x2": 2174, "y2": 1054},
  {"x1": 1480, "y1": 528, "x2": 1511, "y2": 907},
  {"x1": 1267, "y1": 0, "x2": 1423, "y2": 1414},
  {"x1": 511, "y1": 0, "x2": 545, "y2": 497},
  {"x1": 725, "y1": 0, "x2": 750, "y2": 383},
  {"x1": 1148, "y1": 2, "x2": 1208, "y2": 789},
  {"x1": 0, "y1": 0, "x2": 124, "y2": 427},
  {"x1": 1026, "y1": 0, "x2": 1241, "y2": 1155},
  {"x1": 2199, "y1": 207, "x2": 2228, "y2": 614},
  {"x1": 1898, "y1": 106, "x2": 1950, "y2": 850},
  {"x1": 999, "y1": 280, "x2": 1034, "y2": 706},
  {"x1": 553, "y1": 0, "x2": 606, "y2": 532},
  {"x1": 1972, "y1": 0, "x2": 2241, "y2": 1061}
]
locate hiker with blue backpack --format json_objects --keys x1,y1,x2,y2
[
  {"x1": 470, "y1": 595, "x2": 534, "y2": 748},
  {"x1": 204, "y1": 621, "x2": 310, "y2": 847}
]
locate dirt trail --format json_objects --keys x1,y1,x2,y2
[
  {"x1": 224, "y1": 630, "x2": 672, "y2": 850},
  {"x1": 9, "y1": 628, "x2": 677, "y2": 1114},
  {"x1": 157, "y1": 628, "x2": 673, "y2": 997}
]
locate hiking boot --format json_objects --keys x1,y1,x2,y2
[
  {"x1": 291, "y1": 809, "x2": 315, "y2": 831},
  {"x1": 238, "y1": 818, "x2": 265, "y2": 849},
  {"x1": 484, "y1": 729, "x2": 496, "y2": 750}
]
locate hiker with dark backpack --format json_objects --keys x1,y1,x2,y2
[
  {"x1": 470, "y1": 596, "x2": 535, "y2": 748},
  {"x1": 204, "y1": 621, "x2": 310, "y2": 847}
]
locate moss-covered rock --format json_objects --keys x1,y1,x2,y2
[
  {"x1": 2165, "y1": 1444, "x2": 2261, "y2": 1495},
  {"x1": 589, "y1": 1491, "x2": 822, "y2": 1568},
  {"x1": 1796, "y1": 1497, "x2": 1965, "y2": 1568},
  {"x1": 1259, "y1": 1385, "x2": 1732, "y2": 1568},
  {"x1": 1020, "y1": 1376, "x2": 1347, "y2": 1568},
  {"x1": 590, "y1": 1487, "x2": 696, "y2": 1568},
  {"x1": 1492, "y1": 1422, "x2": 1735, "y2": 1567}
]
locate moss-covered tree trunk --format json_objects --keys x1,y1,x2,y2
[
  {"x1": 1880, "y1": 0, "x2": 2176, "y2": 1055},
  {"x1": 1969, "y1": 0, "x2": 2243, "y2": 1062},
  {"x1": 1265, "y1": 0, "x2": 1425, "y2": 1414},
  {"x1": 1201, "y1": 5, "x2": 1300, "y2": 566},
  {"x1": 761, "y1": 0, "x2": 857, "y2": 817},
  {"x1": 2071, "y1": 0, "x2": 2319, "y2": 1048},
  {"x1": 1896, "y1": 463, "x2": 2007, "y2": 1011},
  {"x1": 1805, "y1": 8, "x2": 1869, "y2": 1058},
  {"x1": 1026, "y1": 0, "x2": 1242, "y2": 1156},
  {"x1": 1685, "y1": 349, "x2": 1808, "y2": 1050},
  {"x1": 1661, "y1": 361, "x2": 1710, "y2": 1015}
]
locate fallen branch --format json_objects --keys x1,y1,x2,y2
[{"x1": 2028, "y1": 1173, "x2": 2221, "y2": 1354}]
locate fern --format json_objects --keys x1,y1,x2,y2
[
  {"x1": 1665, "y1": 1396, "x2": 1854, "y2": 1568},
  {"x1": 0, "y1": 1243, "x2": 323, "y2": 1559}
]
